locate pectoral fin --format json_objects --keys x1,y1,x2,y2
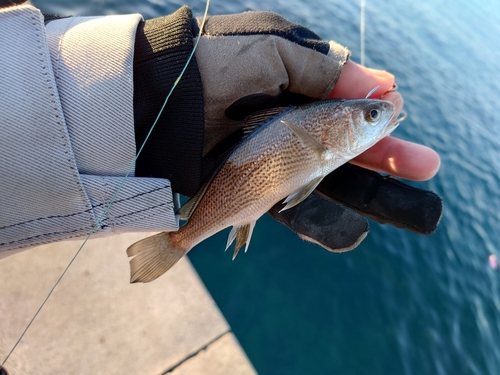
[
  {"x1": 225, "y1": 221, "x2": 256, "y2": 260},
  {"x1": 281, "y1": 120, "x2": 327, "y2": 160},
  {"x1": 280, "y1": 176, "x2": 324, "y2": 212}
]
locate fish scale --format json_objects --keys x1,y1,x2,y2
[{"x1": 126, "y1": 98, "x2": 398, "y2": 283}]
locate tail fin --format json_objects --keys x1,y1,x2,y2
[{"x1": 126, "y1": 232, "x2": 188, "y2": 283}]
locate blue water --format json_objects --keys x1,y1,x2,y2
[{"x1": 35, "y1": 0, "x2": 500, "y2": 374}]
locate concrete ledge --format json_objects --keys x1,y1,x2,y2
[{"x1": 0, "y1": 233, "x2": 256, "y2": 375}]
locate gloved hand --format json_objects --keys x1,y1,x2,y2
[
  {"x1": 134, "y1": 7, "x2": 354, "y2": 195},
  {"x1": 133, "y1": 7, "x2": 443, "y2": 252}
]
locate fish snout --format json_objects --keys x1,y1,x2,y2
[{"x1": 380, "y1": 90, "x2": 405, "y2": 131}]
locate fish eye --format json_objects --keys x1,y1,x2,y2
[{"x1": 364, "y1": 107, "x2": 381, "y2": 124}]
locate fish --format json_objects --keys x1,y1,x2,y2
[{"x1": 126, "y1": 98, "x2": 400, "y2": 283}]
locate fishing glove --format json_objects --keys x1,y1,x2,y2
[{"x1": 133, "y1": 7, "x2": 443, "y2": 252}]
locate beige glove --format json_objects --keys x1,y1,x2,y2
[{"x1": 193, "y1": 11, "x2": 350, "y2": 153}]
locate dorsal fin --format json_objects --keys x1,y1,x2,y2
[{"x1": 242, "y1": 107, "x2": 293, "y2": 138}]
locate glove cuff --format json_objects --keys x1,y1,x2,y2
[{"x1": 134, "y1": 6, "x2": 205, "y2": 197}]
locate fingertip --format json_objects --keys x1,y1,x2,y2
[
  {"x1": 389, "y1": 141, "x2": 441, "y2": 181},
  {"x1": 412, "y1": 146, "x2": 441, "y2": 181},
  {"x1": 328, "y1": 60, "x2": 395, "y2": 99}
]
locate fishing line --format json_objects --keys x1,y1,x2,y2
[
  {"x1": 360, "y1": 0, "x2": 365, "y2": 66},
  {"x1": 0, "y1": 0, "x2": 211, "y2": 369}
]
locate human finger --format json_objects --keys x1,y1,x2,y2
[
  {"x1": 351, "y1": 136, "x2": 441, "y2": 181},
  {"x1": 328, "y1": 60, "x2": 395, "y2": 99}
]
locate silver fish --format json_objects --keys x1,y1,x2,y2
[{"x1": 127, "y1": 98, "x2": 399, "y2": 283}]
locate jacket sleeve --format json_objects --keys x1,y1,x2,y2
[{"x1": 0, "y1": 4, "x2": 179, "y2": 258}]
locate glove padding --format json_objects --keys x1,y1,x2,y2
[
  {"x1": 317, "y1": 163, "x2": 443, "y2": 235},
  {"x1": 268, "y1": 192, "x2": 370, "y2": 253},
  {"x1": 268, "y1": 163, "x2": 443, "y2": 252}
]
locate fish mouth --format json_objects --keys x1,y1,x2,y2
[{"x1": 380, "y1": 89, "x2": 405, "y2": 133}]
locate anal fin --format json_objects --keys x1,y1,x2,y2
[{"x1": 225, "y1": 221, "x2": 256, "y2": 260}]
